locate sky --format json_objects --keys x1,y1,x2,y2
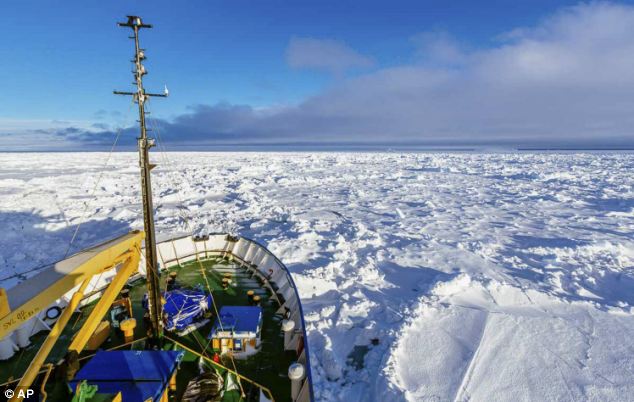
[{"x1": 2, "y1": 0, "x2": 634, "y2": 150}]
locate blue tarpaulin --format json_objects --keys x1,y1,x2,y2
[
  {"x1": 70, "y1": 350, "x2": 183, "y2": 402},
  {"x1": 153, "y1": 288, "x2": 212, "y2": 332},
  {"x1": 208, "y1": 306, "x2": 262, "y2": 338}
]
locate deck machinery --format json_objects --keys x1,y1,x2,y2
[{"x1": 0, "y1": 16, "x2": 313, "y2": 402}]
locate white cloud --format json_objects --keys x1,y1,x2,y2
[
  {"x1": 286, "y1": 37, "x2": 374, "y2": 75},
  {"x1": 273, "y1": 2, "x2": 634, "y2": 146},
  {"x1": 12, "y1": 2, "x2": 634, "y2": 149},
  {"x1": 410, "y1": 31, "x2": 467, "y2": 66}
]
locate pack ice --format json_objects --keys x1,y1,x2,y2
[{"x1": 1, "y1": 152, "x2": 633, "y2": 402}]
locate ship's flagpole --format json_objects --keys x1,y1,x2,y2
[{"x1": 114, "y1": 15, "x2": 168, "y2": 345}]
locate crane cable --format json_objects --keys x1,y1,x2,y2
[
  {"x1": 63, "y1": 100, "x2": 135, "y2": 259},
  {"x1": 7, "y1": 102, "x2": 134, "y2": 379}
]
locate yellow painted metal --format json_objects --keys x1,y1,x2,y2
[
  {"x1": 68, "y1": 247, "x2": 140, "y2": 353},
  {"x1": 0, "y1": 288, "x2": 9, "y2": 318},
  {"x1": 0, "y1": 336, "x2": 150, "y2": 388},
  {"x1": 3, "y1": 231, "x2": 145, "y2": 399},
  {"x1": 10, "y1": 279, "x2": 91, "y2": 401},
  {"x1": 39, "y1": 364, "x2": 54, "y2": 402},
  {"x1": 0, "y1": 231, "x2": 145, "y2": 338},
  {"x1": 120, "y1": 318, "x2": 137, "y2": 343},
  {"x1": 169, "y1": 373, "x2": 177, "y2": 391},
  {"x1": 85, "y1": 320, "x2": 111, "y2": 350}
]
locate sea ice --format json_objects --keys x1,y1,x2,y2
[{"x1": 1, "y1": 151, "x2": 633, "y2": 401}]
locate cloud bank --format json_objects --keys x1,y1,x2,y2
[{"x1": 8, "y1": 2, "x2": 634, "y2": 149}]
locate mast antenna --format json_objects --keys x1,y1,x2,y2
[{"x1": 114, "y1": 15, "x2": 168, "y2": 344}]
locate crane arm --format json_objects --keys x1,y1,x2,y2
[{"x1": 0, "y1": 230, "x2": 144, "y2": 339}]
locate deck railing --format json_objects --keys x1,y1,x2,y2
[
  {"x1": 1, "y1": 233, "x2": 315, "y2": 402},
  {"x1": 154, "y1": 234, "x2": 314, "y2": 402}
]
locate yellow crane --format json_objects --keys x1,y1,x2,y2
[{"x1": 0, "y1": 230, "x2": 145, "y2": 398}]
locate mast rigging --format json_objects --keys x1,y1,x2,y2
[{"x1": 114, "y1": 15, "x2": 168, "y2": 343}]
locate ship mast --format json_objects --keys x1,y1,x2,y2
[{"x1": 114, "y1": 16, "x2": 167, "y2": 343}]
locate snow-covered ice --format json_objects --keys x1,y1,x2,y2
[{"x1": 1, "y1": 151, "x2": 634, "y2": 401}]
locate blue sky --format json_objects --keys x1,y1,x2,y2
[{"x1": 2, "y1": 1, "x2": 634, "y2": 149}]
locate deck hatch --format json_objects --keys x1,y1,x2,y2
[{"x1": 70, "y1": 350, "x2": 183, "y2": 401}]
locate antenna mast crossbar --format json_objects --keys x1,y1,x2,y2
[{"x1": 114, "y1": 15, "x2": 168, "y2": 344}]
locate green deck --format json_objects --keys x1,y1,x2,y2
[
  {"x1": 0, "y1": 257, "x2": 294, "y2": 402},
  {"x1": 166, "y1": 257, "x2": 294, "y2": 402}
]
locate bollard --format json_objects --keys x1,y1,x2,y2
[
  {"x1": 288, "y1": 362, "x2": 306, "y2": 401},
  {"x1": 282, "y1": 319, "x2": 295, "y2": 350},
  {"x1": 247, "y1": 290, "x2": 255, "y2": 304},
  {"x1": 120, "y1": 318, "x2": 137, "y2": 342}
]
